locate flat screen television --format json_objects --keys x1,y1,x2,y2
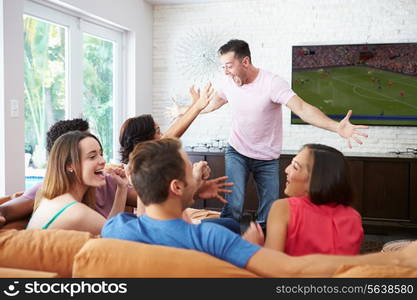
[{"x1": 291, "y1": 43, "x2": 417, "y2": 126}]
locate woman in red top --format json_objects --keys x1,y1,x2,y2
[{"x1": 265, "y1": 144, "x2": 363, "y2": 255}]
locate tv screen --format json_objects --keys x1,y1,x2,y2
[{"x1": 291, "y1": 43, "x2": 417, "y2": 126}]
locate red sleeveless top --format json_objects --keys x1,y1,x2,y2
[{"x1": 284, "y1": 196, "x2": 363, "y2": 256}]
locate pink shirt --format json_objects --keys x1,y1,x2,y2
[
  {"x1": 285, "y1": 196, "x2": 364, "y2": 256},
  {"x1": 22, "y1": 174, "x2": 119, "y2": 217},
  {"x1": 217, "y1": 69, "x2": 296, "y2": 160}
]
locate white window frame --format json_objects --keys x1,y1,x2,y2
[
  {"x1": 23, "y1": 0, "x2": 127, "y2": 163},
  {"x1": 81, "y1": 20, "x2": 124, "y2": 160},
  {"x1": 0, "y1": 0, "x2": 5, "y2": 195}
]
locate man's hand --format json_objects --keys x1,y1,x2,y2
[
  {"x1": 337, "y1": 110, "x2": 369, "y2": 148},
  {"x1": 242, "y1": 222, "x2": 265, "y2": 246},
  {"x1": 197, "y1": 176, "x2": 233, "y2": 203}
]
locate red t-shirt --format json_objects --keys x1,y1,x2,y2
[{"x1": 284, "y1": 196, "x2": 363, "y2": 256}]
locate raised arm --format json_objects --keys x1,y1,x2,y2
[
  {"x1": 264, "y1": 199, "x2": 289, "y2": 251},
  {"x1": 286, "y1": 95, "x2": 368, "y2": 148},
  {"x1": 105, "y1": 163, "x2": 137, "y2": 208},
  {"x1": 163, "y1": 83, "x2": 215, "y2": 138},
  {"x1": 199, "y1": 93, "x2": 228, "y2": 114},
  {"x1": 176, "y1": 91, "x2": 227, "y2": 117},
  {"x1": 105, "y1": 168, "x2": 129, "y2": 219}
]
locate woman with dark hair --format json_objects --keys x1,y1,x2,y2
[
  {"x1": 27, "y1": 131, "x2": 128, "y2": 235},
  {"x1": 119, "y1": 83, "x2": 212, "y2": 164},
  {"x1": 264, "y1": 144, "x2": 363, "y2": 255},
  {"x1": 116, "y1": 84, "x2": 236, "y2": 225},
  {"x1": 119, "y1": 114, "x2": 160, "y2": 164}
]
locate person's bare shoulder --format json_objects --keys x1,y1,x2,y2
[
  {"x1": 271, "y1": 198, "x2": 289, "y2": 211},
  {"x1": 57, "y1": 202, "x2": 105, "y2": 235}
]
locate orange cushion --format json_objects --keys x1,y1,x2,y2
[
  {"x1": 0, "y1": 229, "x2": 92, "y2": 277},
  {"x1": 0, "y1": 267, "x2": 58, "y2": 278},
  {"x1": 333, "y1": 264, "x2": 417, "y2": 278},
  {"x1": 73, "y1": 238, "x2": 258, "y2": 278}
]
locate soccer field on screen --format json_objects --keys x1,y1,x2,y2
[{"x1": 291, "y1": 66, "x2": 417, "y2": 126}]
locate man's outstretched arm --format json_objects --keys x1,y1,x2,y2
[
  {"x1": 246, "y1": 242, "x2": 415, "y2": 277},
  {"x1": 286, "y1": 95, "x2": 368, "y2": 148}
]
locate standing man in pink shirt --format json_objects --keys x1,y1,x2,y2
[{"x1": 200, "y1": 39, "x2": 368, "y2": 228}]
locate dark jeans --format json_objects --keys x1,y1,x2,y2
[{"x1": 221, "y1": 145, "x2": 279, "y2": 224}]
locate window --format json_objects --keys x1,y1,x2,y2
[
  {"x1": 23, "y1": 1, "x2": 125, "y2": 188},
  {"x1": 23, "y1": 15, "x2": 66, "y2": 175}
]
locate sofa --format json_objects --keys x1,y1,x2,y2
[
  {"x1": 1, "y1": 196, "x2": 417, "y2": 278},
  {"x1": 0, "y1": 228, "x2": 261, "y2": 278}
]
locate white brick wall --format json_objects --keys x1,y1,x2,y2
[{"x1": 152, "y1": 0, "x2": 417, "y2": 154}]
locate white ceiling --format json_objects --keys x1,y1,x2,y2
[{"x1": 145, "y1": 0, "x2": 231, "y2": 5}]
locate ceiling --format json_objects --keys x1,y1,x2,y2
[{"x1": 145, "y1": 0, "x2": 231, "y2": 5}]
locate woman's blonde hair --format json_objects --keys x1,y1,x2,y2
[{"x1": 34, "y1": 131, "x2": 102, "y2": 210}]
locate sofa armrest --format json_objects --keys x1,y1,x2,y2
[{"x1": 73, "y1": 238, "x2": 258, "y2": 278}]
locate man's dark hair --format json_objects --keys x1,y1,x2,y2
[
  {"x1": 305, "y1": 144, "x2": 354, "y2": 206},
  {"x1": 119, "y1": 114, "x2": 156, "y2": 164},
  {"x1": 46, "y1": 119, "x2": 89, "y2": 153},
  {"x1": 218, "y1": 39, "x2": 251, "y2": 62},
  {"x1": 128, "y1": 138, "x2": 186, "y2": 206}
]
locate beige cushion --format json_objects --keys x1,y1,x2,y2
[
  {"x1": 73, "y1": 238, "x2": 258, "y2": 278},
  {"x1": 0, "y1": 229, "x2": 92, "y2": 277},
  {"x1": 0, "y1": 267, "x2": 58, "y2": 278},
  {"x1": 333, "y1": 264, "x2": 417, "y2": 278}
]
